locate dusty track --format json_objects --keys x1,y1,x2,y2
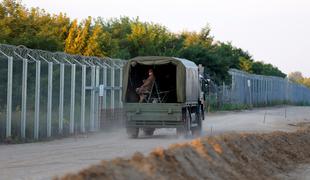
[
  {"x1": 0, "y1": 106, "x2": 309, "y2": 179},
  {"x1": 57, "y1": 125, "x2": 310, "y2": 180}
]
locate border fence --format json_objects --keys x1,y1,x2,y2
[
  {"x1": 0, "y1": 44, "x2": 124, "y2": 142},
  {"x1": 1, "y1": 44, "x2": 310, "y2": 142},
  {"x1": 230, "y1": 69, "x2": 310, "y2": 106},
  {"x1": 206, "y1": 69, "x2": 310, "y2": 110}
]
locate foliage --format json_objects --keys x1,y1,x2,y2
[
  {"x1": 0, "y1": 0, "x2": 70, "y2": 51},
  {"x1": 303, "y1": 78, "x2": 310, "y2": 88},
  {"x1": 0, "y1": 0, "x2": 287, "y2": 84},
  {"x1": 251, "y1": 61, "x2": 286, "y2": 77},
  {"x1": 289, "y1": 72, "x2": 310, "y2": 88},
  {"x1": 288, "y1": 71, "x2": 303, "y2": 83}
]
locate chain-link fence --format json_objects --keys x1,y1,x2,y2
[
  {"x1": 229, "y1": 69, "x2": 310, "y2": 106},
  {"x1": 205, "y1": 69, "x2": 310, "y2": 111},
  {"x1": 0, "y1": 44, "x2": 125, "y2": 142},
  {"x1": 2, "y1": 44, "x2": 310, "y2": 142}
]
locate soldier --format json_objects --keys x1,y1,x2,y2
[{"x1": 136, "y1": 69, "x2": 155, "y2": 103}]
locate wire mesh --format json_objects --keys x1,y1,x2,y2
[
  {"x1": 0, "y1": 44, "x2": 125, "y2": 142},
  {"x1": 205, "y1": 69, "x2": 310, "y2": 111},
  {"x1": 228, "y1": 69, "x2": 310, "y2": 107}
]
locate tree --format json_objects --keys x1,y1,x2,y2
[
  {"x1": 288, "y1": 72, "x2": 310, "y2": 88},
  {"x1": 0, "y1": 0, "x2": 70, "y2": 51},
  {"x1": 289, "y1": 71, "x2": 304, "y2": 83},
  {"x1": 302, "y1": 78, "x2": 310, "y2": 88},
  {"x1": 239, "y1": 57, "x2": 252, "y2": 72},
  {"x1": 98, "y1": 17, "x2": 132, "y2": 59},
  {"x1": 65, "y1": 19, "x2": 78, "y2": 54},
  {"x1": 0, "y1": 1, "x2": 288, "y2": 84},
  {"x1": 74, "y1": 17, "x2": 91, "y2": 54},
  {"x1": 199, "y1": 24, "x2": 213, "y2": 47},
  {"x1": 84, "y1": 23, "x2": 106, "y2": 57}
]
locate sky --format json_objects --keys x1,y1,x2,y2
[{"x1": 22, "y1": 0, "x2": 310, "y2": 77}]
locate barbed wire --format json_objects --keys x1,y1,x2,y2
[{"x1": 0, "y1": 44, "x2": 125, "y2": 67}]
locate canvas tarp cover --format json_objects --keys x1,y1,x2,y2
[{"x1": 123, "y1": 56, "x2": 199, "y2": 103}]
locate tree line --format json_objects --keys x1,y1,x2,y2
[
  {"x1": 0, "y1": 0, "x2": 286, "y2": 84},
  {"x1": 289, "y1": 72, "x2": 310, "y2": 88}
]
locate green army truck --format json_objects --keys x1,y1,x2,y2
[{"x1": 123, "y1": 56, "x2": 204, "y2": 138}]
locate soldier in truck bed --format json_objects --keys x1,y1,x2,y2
[{"x1": 136, "y1": 69, "x2": 155, "y2": 103}]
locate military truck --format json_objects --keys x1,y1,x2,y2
[{"x1": 123, "y1": 56, "x2": 204, "y2": 138}]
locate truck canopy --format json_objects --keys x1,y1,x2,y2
[{"x1": 123, "y1": 56, "x2": 200, "y2": 103}]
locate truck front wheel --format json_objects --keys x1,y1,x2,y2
[{"x1": 191, "y1": 122, "x2": 202, "y2": 137}]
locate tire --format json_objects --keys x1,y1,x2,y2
[
  {"x1": 176, "y1": 127, "x2": 186, "y2": 137},
  {"x1": 177, "y1": 108, "x2": 191, "y2": 137},
  {"x1": 201, "y1": 104, "x2": 205, "y2": 120},
  {"x1": 127, "y1": 127, "x2": 139, "y2": 138},
  {"x1": 191, "y1": 108, "x2": 202, "y2": 137},
  {"x1": 191, "y1": 123, "x2": 202, "y2": 137},
  {"x1": 143, "y1": 128, "x2": 155, "y2": 136}
]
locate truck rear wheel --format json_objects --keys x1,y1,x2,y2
[
  {"x1": 191, "y1": 123, "x2": 202, "y2": 137},
  {"x1": 177, "y1": 108, "x2": 191, "y2": 137},
  {"x1": 143, "y1": 128, "x2": 155, "y2": 136},
  {"x1": 191, "y1": 109, "x2": 202, "y2": 137},
  {"x1": 176, "y1": 127, "x2": 186, "y2": 137},
  {"x1": 127, "y1": 127, "x2": 139, "y2": 138}
]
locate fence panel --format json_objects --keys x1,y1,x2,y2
[
  {"x1": 228, "y1": 69, "x2": 310, "y2": 107},
  {"x1": 0, "y1": 44, "x2": 125, "y2": 142},
  {"x1": 205, "y1": 69, "x2": 310, "y2": 111}
]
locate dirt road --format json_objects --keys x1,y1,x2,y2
[
  {"x1": 0, "y1": 106, "x2": 309, "y2": 180},
  {"x1": 280, "y1": 164, "x2": 310, "y2": 180}
]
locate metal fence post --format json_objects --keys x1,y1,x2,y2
[
  {"x1": 34, "y1": 60, "x2": 41, "y2": 140},
  {"x1": 103, "y1": 66, "x2": 107, "y2": 109},
  {"x1": 47, "y1": 62, "x2": 53, "y2": 137},
  {"x1": 231, "y1": 71, "x2": 235, "y2": 103},
  {"x1": 111, "y1": 66, "x2": 115, "y2": 109},
  {"x1": 285, "y1": 78, "x2": 289, "y2": 103},
  {"x1": 90, "y1": 65, "x2": 96, "y2": 131},
  {"x1": 247, "y1": 79, "x2": 252, "y2": 107},
  {"x1": 6, "y1": 56, "x2": 13, "y2": 138},
  {"x1": 70, "y1": 64, "x2": 76, "y2": 134},
  {"x1": 21, "y1": 58, "x2": 28, "y2": 139},
  {"x1": 59, "y1": 63, "x2": 64, "y2": 134},
  {"x1": 222, "y1": 82, "x2": 225, "y2": 104},
  {"x1": 271, "y1": 79, "x2": 274, "y2": 103},
  {"x1": 80, "y1": 65, "x2": 86, "y2": 133},
  {"x1": 265, "y1": 79, "x2": 268, "y2": 105},
  {"x1": 119, "y1": 67, "x2": 123, "y2": 108},
  {"x1": 95, "y1": 66, "x2": 100, "y2": 130}
]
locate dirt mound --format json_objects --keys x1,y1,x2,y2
[{"x1": 55, "y1": 128, "x2": 310, "y2": 180}]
